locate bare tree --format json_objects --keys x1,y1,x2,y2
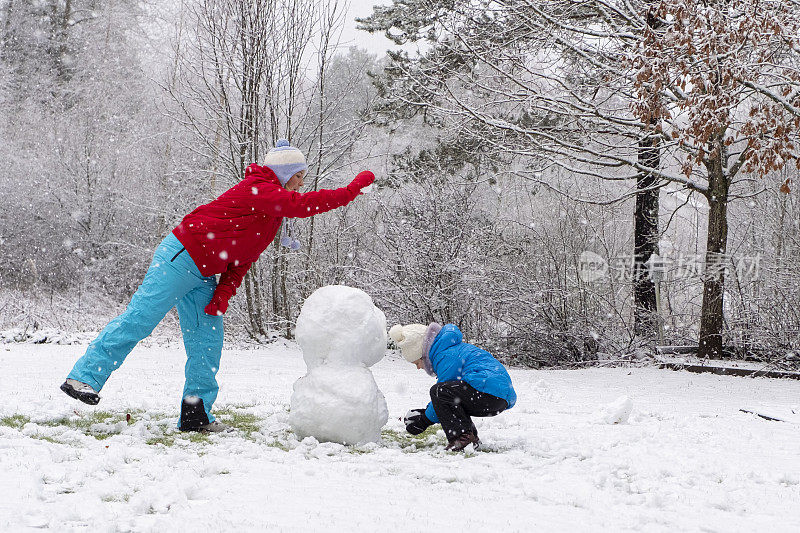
[
  {"x1": 0, "y1": 0, "x2": 173, "y2": 298},
  {"x1": 166, "y1": 0, "x2": 377, "y2": 338}
]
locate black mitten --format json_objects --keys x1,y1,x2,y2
[{"x1": 404, "y1": 408, "x2": 434, "y2": 435}]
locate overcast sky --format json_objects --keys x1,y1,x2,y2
[{"x1": 339, "y1": 0, "x2": 396, "y2": 55}]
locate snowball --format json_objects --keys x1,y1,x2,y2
[
  {"x1": 295, "y1": 285, "x2": 387, "y2": 368},
  {"x1": 24, "y1": 514, "x2": 49, "y2": 528},
  {"x1": 598, "y1": 395, "x2": 633, "y2": 425},
  {"x1": 289, "y1": 365, "x2": 388, "y2": 445}
]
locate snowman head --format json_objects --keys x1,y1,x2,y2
[{"x1": 295, "y1": 285, "x2": 387, "y2": 369}]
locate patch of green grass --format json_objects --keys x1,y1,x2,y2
[
  {"x1": 142, "y1": 406, "x2": 266, "y2": 447},
  {"x1": 146, "y1": 430, "x2": 210, "y2": 447},
  {"x1": 1, "y1": 415, "x2": 72, "y2": 445},
  {"x1": 381, "y1": 427, "x2": 497, "y2": 455},
  {"x1": 39, "y1": 410, "x2": 119, "y2": 439},
  {"x1": 381, "y1": 426, "x2": 446, "y2": 451},
  {"x1": 4, "y1": 406, "x2": 322, "y2": 453},
  {"x1": 216, "y1": 410, "x2": 261, "y2": 438},
  {"x1": 182, "y1": 431, "x2": 211, "y2": 444},
  {"x1": 145, "y1": 435, "x2": 176, "y2": 447},
  {"x1": 265, "y1": 440, "x2": 291, "y2": 451},
  {"x1": 0, "y1": 414, "x2": 31, "y2": 429},
  {"x1": 91, "y1": 411, "x2": 115, "y2": 423},
  {"x1": 348, "y1": 446, "x2": 374, "y2": 455},
  {"x1": 227, "y1": 402, "x2": 259, "y2": 410},
  {"x1": 214, "y1": 406, "x2": 264, "y2": 440},
  {"x1": 43, "y1": 410, "x2": 118, "y2": 428},
  {"x1": 261, "y1": 428, "x2": 295, "y2": 452},
  {"x1": 35, "y1": 409, "x2": 151, "y2": 441},
  {"x1": 31, "y1": 434, "x2": 63, "y2": 444},
  {"x1": 101, "y1": 494, "x2": 131, "y2": 503}
]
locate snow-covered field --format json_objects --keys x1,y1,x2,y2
[{"x1": 2, "y1": 340, "x2": 799, "y2": 532}]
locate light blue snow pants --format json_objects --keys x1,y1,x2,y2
[{"x1": 67, "y1": 233, "x2": 224, "y2": 427}]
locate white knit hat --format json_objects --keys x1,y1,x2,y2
[
  {"x1": 388, "y1": 323, "x2": 428, "y2": 362},
  {"x1": 263, "y1": 139, "x2": 307, "y2": 186}
]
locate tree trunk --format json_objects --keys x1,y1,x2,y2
[
  {"x1": 270, "y1": 241, "x2": 292, "y2": 338},
  {"x1": 244, "y1": 268, "x2": 266, "y2": 338},
  {"x1": 633, "y1": 133, "x2": 660, "y2": 339},
  {"x1": 279, "y1": 253, "x2": 291, "y2": 337},
  {"x1": 2, "y1": 0, "x2": 14, "y2": 45},
  {"x1": 698, "y1": 150, "x2": 730, "y2": 359},
  {"x1": 52, "y1": 0, "x2": 72, "y2": 82}
]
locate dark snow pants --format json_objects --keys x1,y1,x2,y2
[{"x1": 430, "y1": 381, "x2": 508, "y2": 440}]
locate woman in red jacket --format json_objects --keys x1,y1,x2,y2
[{"x1": 60, "y1": 140, "x2": 374, "y2": 432}]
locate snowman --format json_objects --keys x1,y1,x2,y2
[{"x1": 289, "y1": 285, "x2": 388, "y2": 445}]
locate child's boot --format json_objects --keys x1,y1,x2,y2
[{"x1": 445, "y1": 432, "x2": 480, "y2": 452}]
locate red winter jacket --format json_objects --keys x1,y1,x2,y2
[{"x1": 173, "y1": 164, "x2": 362, "y2": 303}]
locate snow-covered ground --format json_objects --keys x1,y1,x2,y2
[{"x1": 2, "y1": 340, "x2": 799, "y2": 532}]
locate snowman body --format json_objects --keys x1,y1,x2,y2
[{"x1": 289, "y1": 285, "x2": 388, "y2": 444}]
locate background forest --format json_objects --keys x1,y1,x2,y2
[{"x1": 2, "y1": 0, "x2": 799, "y2": 367}]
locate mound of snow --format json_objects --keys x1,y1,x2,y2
[{"x1": 598, "y1": 395, "x2": 633, "y2": 425}]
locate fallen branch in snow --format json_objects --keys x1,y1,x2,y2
[
  {"x1": 548, "y1": 359, "x2": 650, "y2": 371},
  {"x1": 659, "y1": 362, "x2": 800, "y2": 380},
  {"x1": 738, "y1": 409, "x2": 786, "y2": 422}
]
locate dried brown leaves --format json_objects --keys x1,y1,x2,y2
[{"x1": 628, "y1": 0, "x2": 800, "y2": 179}]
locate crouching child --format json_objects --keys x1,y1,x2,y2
[{"x1": 389, "y1": 323, "x2": 517, "y2": 451}]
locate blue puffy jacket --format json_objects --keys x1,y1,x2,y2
[{"x1": 424, "y1": 324, "x2": 517, "y2": 423}]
